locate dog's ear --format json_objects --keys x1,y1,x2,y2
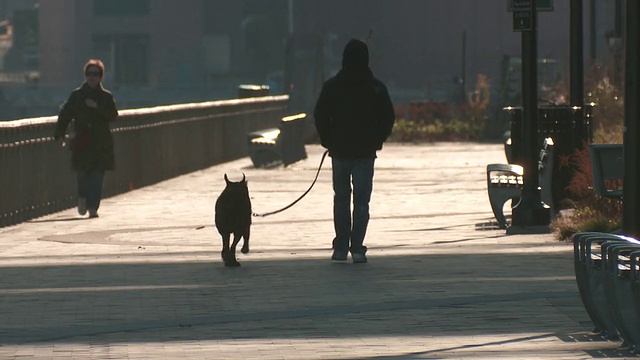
[
  {"x1": 224, "y1": 174, "x2": 230, "y2": 184},
  {"x1": 241, "y1": 173, "x2": 246, "y2": 183}
]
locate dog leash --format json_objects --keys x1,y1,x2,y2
[{"x1": 252, "y1": 150, "x2": 329, "y2": 217}]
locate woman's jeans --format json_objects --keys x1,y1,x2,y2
[
  {"x1": 76, "y1": 170, "x2": 105, "y2": 211},
  {"x1": 331, "y1": 157, "x2": 375, "y2": 255}
]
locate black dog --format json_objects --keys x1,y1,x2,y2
[{"x1": 214, "y1": 174, "x2": 251, "y2": 267}]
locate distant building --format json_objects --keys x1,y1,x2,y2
[
  {"x1": 0, "y1": 0, "x2": 624, "y2": 115},
  {"x1": 291, "y1": 0, "x2": 620, "y2": 104},
  {"x1": 38, "y1": 0, "x2": 264, "y2": 88},
  {"x1": 0, "y1": 0, "x2": 39, "y2": 72}
]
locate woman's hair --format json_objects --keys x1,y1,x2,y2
[{"x1": 84, "y1": 59, "x2": 105, "y2": 76}]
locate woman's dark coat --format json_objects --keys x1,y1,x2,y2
[{"x1": 54, "y1": 83, "x2": 118, "y2": 171}]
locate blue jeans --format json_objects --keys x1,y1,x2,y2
[
  {"x1": 76, "y1": 170, "x2": 105, "y2": 211},
  {"x1": 331, "y1": 157, "x2": 375, "y2": 255}
]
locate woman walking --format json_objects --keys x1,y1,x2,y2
[{"x1": 54, "y1": 59, "x2": 119, "y2": 218}]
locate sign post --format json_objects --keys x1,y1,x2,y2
[
  {"x1": 509, "y1": 0, "x2": 551, "y2": 231},
  {"x1": 624, "y1": 1, "x2": 640, "y2": 237}
]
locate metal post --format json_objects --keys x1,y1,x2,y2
[
  {"x1": 570, "y1": 0, "x2": 584, "y2": 108},
  {"x1": 624, "y1": 0, "x2": 640, "y2": 237},
  {"x1": 288, "y1": 0, "x2": 294, "y2": 36},
  {"x1": 511, "y1": 0, "x2": 550, "y2": 228},
  {"x1": 283, "y1": 35, "x2": 293, "y2": 96},
  {"x1": 284, "y1": 0, "x2": 294, "y2": 97},
  {"x1": 589, "y1": 0, "x2": 596, "y2": 62},
  {"x1": 460, "y1": 29, "x2": 467, "y2": 103},
  {"x1": 613, "y1": 0, "x2": 624, "y2": 86},
  {"x1": 570, "y1": 0, "x2": 588, "y2": 159}
]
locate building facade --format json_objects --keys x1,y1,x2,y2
[
  {"x1": 291, "y1": 0, "x2": 619, "y2": 103},
  {"x1": 1, "y1": 1, "x2": 623, "y2": 116}
]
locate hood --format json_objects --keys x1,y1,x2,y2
[
  {"x1": 337, "y1": 39, "x2": 373, "y2": 84},
  {"x1": 342, "y1": 39, "x2": 369, "y2": 70}
]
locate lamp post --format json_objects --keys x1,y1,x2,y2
[
  {"x1": 570, "y1": 0, "x2": 584, "y2": 109},
  {"x1": 510, "y1": 0, "x2": 551, "y2": 230},
  {"x1": 283, "y1": 0, "x2": 294, "y2": 96},
  {"x1": 624, "y1": 0, "x2": 640, "y2": 237}
]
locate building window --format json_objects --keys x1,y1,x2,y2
[
  {"x1": 93, "y1": 34, "x2": 149, "y2": 85},
  {"x1": 93, "y1": 0, "x2": 150, "y2": 16}
]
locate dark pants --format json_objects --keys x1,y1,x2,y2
[
  {"x1": 331, "y1": 157, "x2": 375, "y2": 255},
  {"x1": 77, "y1": 170, "x2": 105, "y2": 211}
]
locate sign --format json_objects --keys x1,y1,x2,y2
[
  {"x1": 508, "y1": 0, "x2": 553, "y2": 12},
  {"x1": 513, "y1": 11, "x2": 532, "y2": 31},
  {"x1": 512, "y1": 0, "x2": 532, "y2": 32}
]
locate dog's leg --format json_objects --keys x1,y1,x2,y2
[
  {"x1": 225, "y1": 232, "x2": 242, "y2": 267},
  {"x1": 221, "y1": 233, "x2": 230, "y2": 261},
  {"x1": 241, "y1": 226, "x2": 250, "y2": 254}
]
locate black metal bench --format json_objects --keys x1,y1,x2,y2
[
  {"x1": 573, "y1": 231, "x2": 640, "y2": 352},
  {"x1": 486, "y1": 137, "x2": 554, "y2": 229},
  {"x1": 589, "y1": 143, "x2": 623, "y2": 201},
  {"x1": 247, "y1": 113, "x2": 308, "y2": 168}
]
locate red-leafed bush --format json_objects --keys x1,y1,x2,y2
[{"x1": 550, "y1": 64, "x2": 624, "y2": 240}]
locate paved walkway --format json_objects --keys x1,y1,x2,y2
[{"x1": 0, "y1": 143, "x2": 632, "y2": 359}]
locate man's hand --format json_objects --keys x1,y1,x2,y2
[{"x1": 85, "y1": 99, "x2": 97, "y2": 108}]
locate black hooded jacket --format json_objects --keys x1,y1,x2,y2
[{"x1": 314, "y1": 39, "x2": 395, "y2": 158}]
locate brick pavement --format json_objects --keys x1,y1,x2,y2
[{"x1": 0, "y1": 143, "x2": 633, "y2": 359}]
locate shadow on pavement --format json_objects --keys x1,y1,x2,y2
[
  {"x1": 26, "y1": 216, "x2": 87, "y2": 224},
  {"x1": 0, "y1": 250, "x2": 592, "y2": 346}
]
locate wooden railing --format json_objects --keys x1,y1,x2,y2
[{"x1": 0, "y1": 95, "x2": 289, "y2": 227}]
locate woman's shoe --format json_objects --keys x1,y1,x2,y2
[
  {"x1": 77, "y1": 198, "x2": 87, "y2": 215},
  {"x1": 352, "y1": 253, "x2": 368, "y2": 263}
]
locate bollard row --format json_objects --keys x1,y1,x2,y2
[{"x1": 573, "y1": 232, "x2": 640, "y2": 353}]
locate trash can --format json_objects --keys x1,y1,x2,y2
[
  {"x1": 504, "y1": 104, "x2": 593, "y2": 209},
  {"x1": 238, "y1": 84, "x2": 270, "y2": 98}
]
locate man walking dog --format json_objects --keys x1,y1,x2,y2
[{"x1": 314, "y1": 38, "x2": 395, "y2": 263}]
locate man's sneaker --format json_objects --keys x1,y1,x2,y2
[
  {"x1": 77, "y1": 197, "x2": 87, "y2": 216},
  {"x1": 331, "y1": 251, "x2": 347, "y2": 262},
  {"x1": 352, "y1": 253, "x2": 368, "y2": 263}
]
